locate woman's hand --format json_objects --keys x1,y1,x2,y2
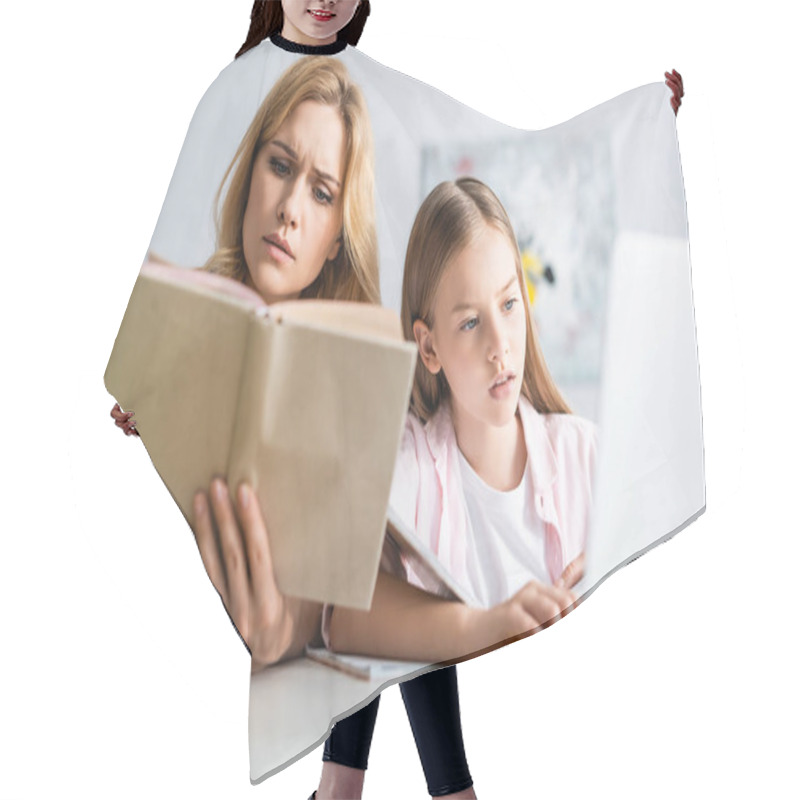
[
  {"x1": 665, "y1": 69, "x2": 684, "y2": 115},
  {"x1": 192, "y1": 478, "x2": 322, "y2": 670},
  {"x1": 110, "y1": 402, "x2": 139, "y2": 436}
]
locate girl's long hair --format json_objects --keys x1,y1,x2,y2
[
  {"x1": 204, "y1": 57, "x2": 379, "y2": 305},
  {"x1": 236, "y1": 1, "x2": 371, "y2": 58},
  {"x1": 401, "y1": 178, "x2": 570, "y2": 423}
]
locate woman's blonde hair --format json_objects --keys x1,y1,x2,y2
[
  {"x1": 401, "y1": 178, "x2": 570, "y2": 423},
  {"x1": 205, "y1": 56, "x2": 379, "y2": 304}
]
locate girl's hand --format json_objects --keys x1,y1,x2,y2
[
  {"x1": 110, "y1": 402, "x2": 139, "y2": 436},
  {"x1": 555, "y1": 553, "x2": 585, "y2": 590},
  {"x1": 192, "y1": 478, "x2": 321, "y2": 670},
  {"x1": 470, "y1": 579, "x2": 577, "y2": 654},
  {"x1": 665, "y1": 69, "x2": 684, "y2": 115}
]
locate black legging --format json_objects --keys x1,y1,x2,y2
[{"x1": 323, "y1": 665, "x2": 473, "y2": 797}]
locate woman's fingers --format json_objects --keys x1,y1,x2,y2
[
  {"x1": 111, "y1": 403, "x2": 139, "y2": 435},
  {"x1": 190, "y1": 480, "x2": 294, "y2": 663},
  {"x1": 121, "y1": 419, "x2": 139, "y2": 436},
  {"x1": 234, "y1": 484, "x2": 297, "y2": 664},
  {"x1": 665, "y1": 69, "x2": 683, "y2": 92},
  {"x1": 208, "y1": 478, "x2": 250, "y2": 634},
  {"x1": 111, "y1": 404, "x2": 133, "y2": 422},
  {"x1": 192, "y1": 490, "x2": 228, "y2": 602},
  {"x1": 111, "y1": 405, "x2": 130, "y2": 425},
  {"x1": 235, "y1": 483, "x2": 277, "y2": 606},
  {"x1": 665, "y1": 68, "x2": 684, "y2": 115}
]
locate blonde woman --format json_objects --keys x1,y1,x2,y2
[
  {"x1": 112, "y1": 53, "x2": 379, "y2": 617},
  {"x1": 111, "y1": 53, "x2": 485, "y2": 800},
  {"x1": 111, "y1": 53, "x2": 378, "y2": 437}
]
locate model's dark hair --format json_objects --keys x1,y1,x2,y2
[{"x1": 236, "y1": 1, "x2": 371, "y2": 58}]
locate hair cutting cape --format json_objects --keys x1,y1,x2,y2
[{"x1": 106, "y1": 37, "x2": 703, "y2": 782}]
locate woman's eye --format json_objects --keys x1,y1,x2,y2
[
  {"x1": 503, "y1": 297, "x2": 518, "y2": 312},
  {"x1": 270, "y1": 157, "x2": 291, "y2": 177},
  {"x1": 460, "y1": 316, "x2": 478, "y2": 332},
  {"x1": 313, "y1": 186, "x2": 334, "y2": 205}
]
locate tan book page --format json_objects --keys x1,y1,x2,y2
[
  {"x1": 229, "y1": 322, "x2": 417, "y2": 610},
  {"x1": 105, "y1": 267, "x2": 252, "y2": 523}
]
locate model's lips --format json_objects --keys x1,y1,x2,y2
[
  {"x1": 489, "y1": 370, "x2": 516, "y2": 399},
  {"x1": 263, "y1": 234, "x2": 295, "y2": 264},
  {"x1": 308, "y1": 9, "x2": 335, "y2": 22}
]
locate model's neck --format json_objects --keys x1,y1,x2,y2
[
  {"x1": 270, "y1": 31, "x2": 348, "y2": 55},
  {"x1": 452, "y1": 406, "x2": 527, "y2": 492}
]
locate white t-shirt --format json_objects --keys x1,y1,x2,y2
[{"x1": 458, "y1": 448, "x2": 549, "y2": 607}]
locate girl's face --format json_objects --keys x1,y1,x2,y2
[
  {"x1": 242, "y1": 100, "x2": 346, "y2": 304},
  {"x1": 281, "y1": 0, "x2": 361, "y2": 46},
  {"x1": 415, "y1": 225, "x2": 528, "y2": 431}
]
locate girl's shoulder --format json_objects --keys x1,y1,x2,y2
[
  {"x1": 532, "y1": 410, "x2": 598, "y2": 489},
  {"x1": 544, "y1": 411, "x2": 597, "y2": 440},
  {"x1": 520, "y1": 400, "x2": 598, "y2": 460},
  {"x1": 400, "y1": 410, "x2": 440, "y2": 462}
]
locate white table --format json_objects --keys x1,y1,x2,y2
[{"x1": 248, "y1": 655, "x2": 431, "y2": 783}]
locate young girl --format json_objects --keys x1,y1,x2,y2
[
  {"x1": 313, "y1": 179, "x2": 594, "y2": 799},
  {"x1": 403, "y1": 177, "x2": 594, "y2": 603}
]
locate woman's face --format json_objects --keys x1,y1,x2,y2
[
  {"x1": 415, "y1": 225, "x2": 528, "y2": 432},
  {"x1": 280, "y1": 0, "x2": 361, "y2": 46},
  {"x1": 242, "y1": 100, "x2": 346, "y2": 304}
]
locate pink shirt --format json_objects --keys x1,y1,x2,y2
[
  {"x1": 389, "y1": 397, "x2": 597, "y2": 591},
  {"x1": 321, "y1": 398, "x2": 597, "y2": 647}
]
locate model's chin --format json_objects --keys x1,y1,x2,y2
[
  {"x1": 248, "y1": 264, "x2": 291, "y2": 305},
  {"x1": 494, "y1": 406, "x2": 520, "y2": 428},
  {"x1": 479, "y1": 398, "x2": 520, "y2": 429}
]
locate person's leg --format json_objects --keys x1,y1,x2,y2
[
  {"x1": 315, "y1": 695, "x2": 381, "y2": 800},
  {"x1": 400, "y1": 666, "x2": 476, "y2": 799}
]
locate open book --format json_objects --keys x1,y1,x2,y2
[
  {"x1": 105, "y1": 263, "x2": 417, "y2": 609},
  {"x1": 384, "y1": 506, "x2": 480, "y2": 607}
]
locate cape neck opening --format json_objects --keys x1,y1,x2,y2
[{"x1": 270, "y1": 33, "x2": 348, "y2": 55}]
